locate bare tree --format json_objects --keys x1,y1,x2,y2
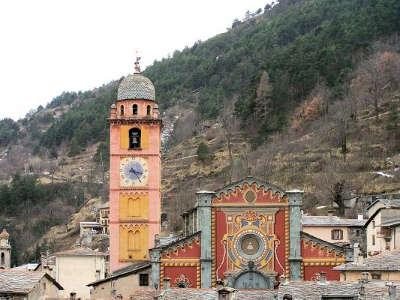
[
  {"x1": 316, "y1": 160, "x2": 354, "y2": 216},
  {"x1": 351, "y1": 50, "x2": 400, "y2": 117}
]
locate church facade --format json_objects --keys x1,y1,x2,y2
[{"x1": 150, "y1": 178, "x2": 352, "y2": 289}]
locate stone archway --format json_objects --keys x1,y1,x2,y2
[{"x1": 233, "y1": 271, "x2": 273, "y2": 289}]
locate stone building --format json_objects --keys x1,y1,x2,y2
[
  {"x1": 87, "y1": 261, "x2": 151, "y2": 299},
  {"x1": 0, "y1": 270, "x2": 63, "y2": 299},
  {"x1": 97, "y1": 202, "x2": 110, "y2": 235},
  {"x1": 0, "y1": 229, "x2": 11, "y2": 269},
  {"x1": 365, "y1": 199, "x2": 400, "y2": 256},
  {"x1": 302, "y1": 215, "x2": 366, "y2": 251},
  {"x1": 54, "y1": 248, "x2": 106, "y2": 299},
  {"x1": 335, "y1": 249, "x2": 400, "y2": 281}
]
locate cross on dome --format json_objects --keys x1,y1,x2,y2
[{"x1": 134, "y1": 52, "x2": 141, "y2": 74}]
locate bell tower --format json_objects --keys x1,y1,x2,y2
[
  {"x1": 109, "y1": 57, "x2": 162, "y2": 272},
  {"x1": 0, "y1": 229, "x2": 11, "y2": 269}
]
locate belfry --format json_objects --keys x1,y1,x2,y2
[{"x1": 109, "y1": 57, "x2": 162, "y2": 272}]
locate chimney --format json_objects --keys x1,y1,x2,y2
[
  {"x1": 318, "y1": 272, "x2": 327, "y2": 284},
  {"x1": 386, "y1": 281, "x2": 397, "y2": 300},
  {"x1": 327, "y1": 209, "x2": 335, "y2": 217},
  {"x1": 163, "y1": 277, "x2": 170, "y2": 290},
  {"x1": 353, "y1": 243, "x2": 360, "y2": 263},
  {"x1": 216, "y1": 280, "x2": 224, "y2": 290},
  {"x1": 217, "y1": 287, "x2": 236, "y2": 300},
  {"x1": 358, "y1": 214, "x2": 363, "y2": 221},
  {"x1": 280, "y1": 274, "x2": 289, "y2": 285},
  {"x1": 361, "y1": 272, "x2": 369, "y2": 283}
]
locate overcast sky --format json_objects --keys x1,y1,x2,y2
[{"x1": 0, "y1": 0, "x2": 269, "y2": 120}]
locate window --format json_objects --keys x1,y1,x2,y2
[
  {"x1": 371, "y1": 272, "x2": 381, "y2": 280},
  {"x1": 132, "y1": 104, "x2": 138, "y2": 115},
  {"x1": 128, "y1": 197, "x2": 140, "y2": 217},
  {"x1": 331, "y1": 229, "x2": 343, "y2": 240},
  {"x1": 1, "y1": 253, "x2": 4, "y2": 265},
  {"x1": 372, "y1": 221, "x2": 375, "y2": 228},
  {"x1": 120, "y1": 105, "x2": 125, "y2": 116},
  {"x1": 129, "y1": 128, "x2": 141, "y2": 149},
  {"x1": 146, "y1": 105, "x2": 151, "y2": 116},
  {"x1": 372, "y1": 234, "x2": 376, "y2": 245},
  {"x1": 139, "y1": 274, "x2": 149, "y2": 286},
  {"x1": 356, "y1": 229, "x2": 361, "y2": 237},
  {"x1": 128, "y1": 230, "x2": 140, "y2": 251}
]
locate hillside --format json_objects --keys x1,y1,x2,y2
[{"x1": 0, "y1": 0, "x2": 400, "y2": 263}]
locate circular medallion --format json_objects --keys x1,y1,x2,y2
[
  {"x1": 241, "y1": 234, "x2": 260, "y2": 256},
  {"x1": 244, "y1": 190, "x2": 256, "y2": 203},
  {"x1": 234, "y1": 230, "x2": 267, "y2": 261}
]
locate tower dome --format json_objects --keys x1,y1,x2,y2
[
  {"x1": 117, "y1": 73, "x2": 155, "y2": 101},
  {"x1": 0, "y1": 229, "x2": 9, "y2": 239}
]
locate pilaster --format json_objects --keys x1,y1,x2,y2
[
  {"x1": 287, "y1": 189, "x2": 303, "y2": 280},
  {"x1": 150, "y1": 248, "x2": 161, "y2": 290},
  {"x1": 196, "y1": 191, "x2": 214, "y2": 288}
]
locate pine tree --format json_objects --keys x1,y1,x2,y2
[{"x1": 197, "y1": 142, "x2": 212, "y2": 163}]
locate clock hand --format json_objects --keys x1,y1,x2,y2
[{"x1": 131, "y1": 169, "x2": 142, "y2": 183}]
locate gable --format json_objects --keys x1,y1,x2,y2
[
  {"x1": 212, "y1": 177, "x2": 287, "y2": 206},
  {"x1": 160, "y1": 233, "x2": 201, "y2": 260}
]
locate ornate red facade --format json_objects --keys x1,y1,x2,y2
[{"x1": 152, "y1": 178, "x2": 348, "y2": 289}]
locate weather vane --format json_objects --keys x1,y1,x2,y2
[{"x1": 134, "y1": 50, "x2": 141, "y2": 74}]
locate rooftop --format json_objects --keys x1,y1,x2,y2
[
  {"x1": 277, "y1": 280, "x2": 400, "y2": 300},
  {"x1": 302, "y1": 215, "x2": 365, "y2": 227},
  {"x1": 0, "y1": 270, "x2": 63, "y2": 294},
  {"x1": 367, "y1": 198, "x2": 400, "y2": 210},
  {"x1": 87, "y1": 261, "x2": 150, "y2": 287},
  {"x1": 381, "y1": 217, "x2": 400, "y2": 227},
  {"x1": 54, "y1": 247, "x2": 106, "y2": 257},
  {"x1": 12, "y1": 263, "x2": 40, "y2": 272},
  {"x1": 120, "y1": 282, "x2": 400, "y2": 300},
  {"x1": 154, "y1": 288, "x2": 275, "y2": 300},
  {"x1": 117, "y1": 73, "x2": 155, "y2": 101},
  {"x1": 335, "y1": 250, "x2": 400, "y2": 271},
  {"x1": 97, "y1": 202, "x2": 109, "y2": 209}
]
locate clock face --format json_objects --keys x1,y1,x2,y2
[{"x1": 120, "y1": 157, "x2": 149, "y2": 187}]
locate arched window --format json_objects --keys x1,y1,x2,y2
[
  {"x1": 120, "y1": 105, "x2": 125, "y2": 116},
  {"x1": 331, "y1": 229, "x2": 343, "y2": 240},
  {"x1": 128, "y1": 197, "x2": 140, "y2": 217},
  {"x1": 132, "y1": 104, "x2": 138, "y2": 115},
  {"x1": 129, "y1": 128, "x2": 141, "y2": 149},
  {"x1": 1, "y1": 253, "x2": 4, "y2": 265},
  {"x1": 128, "y1": 230, "x2": 140, "y2": 250},
  {"x1": 146, "y1": 105, "x2": 151, "y2": 116}
]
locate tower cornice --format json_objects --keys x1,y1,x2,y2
[{"x1": 108, "y1": 118, "x2": 162, "y2": 126}]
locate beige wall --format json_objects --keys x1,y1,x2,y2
[
  {"x1": 90, "y1": 269, "x2": 152, "y2": 300},
  {"x1": 56, "y1": 255, "x2": 106, "y2": 300},
  {"x1": 28, "y1": 276, "x2": 61, "y2": 300},
  {"x1": 302, "y1": 226, "x2": 350, "y2": 244},
  {"x1": 340, "y1": 271, "x2": 400, "y2": 282},
  {"x1": 391, "y1": 225, "x2": 400, "y2": 249}
]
